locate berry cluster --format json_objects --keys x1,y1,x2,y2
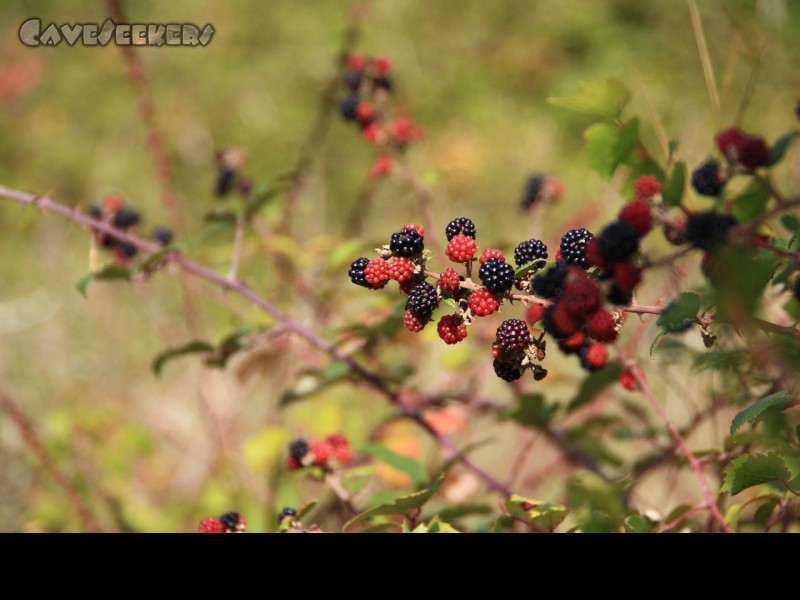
[
  {"x1": 198, "y1": 511, "x2": 247, "y2": 533},
  {"x1": 286, "y1": 433, "x2": 356, "y2": 471},
  {"x1": 339, "y1": 52, "x2": 424, "y2": 179}
]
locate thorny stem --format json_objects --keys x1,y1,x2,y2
[{"x1": 0, "y1": 184, "x2": 512, "y2": 498}]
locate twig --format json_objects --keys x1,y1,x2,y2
[{"x1": 687, "y1": 0, "x2": 720, "y2": 116}]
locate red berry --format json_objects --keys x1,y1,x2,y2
[
  {"x1": 363, "y1": 123, "x2": 386, "y2": 144},
  {"x1": 389, "y1": 257, "x2": 415, "y2": 282},
  {"x1": 368, "y1": 154, "x2": 392, "y2": 179},
  {"x1": 393, "y1": 118, "x2": 424, "y2": 143},
  {"x1": 715, "y1": 126, "x2": 746, "y2": 163},
  {"x1": 619, "y1": 199, "x2": 653, "y2": 237},
  {"x1": 333, "y1": 444, "x2": 355, "y2": 466},
  {"x1": 479, "y1": 248, "x2": 506, "y2": 264},
  {"x1": 310, "y1": 439, "x2": 333, "y2": 465},
  {"x1": 582, "y1": 343, "x2": 608, "y2": 369},
  {"x1": 614, "y1": 262, "x2": 643, "y2": 291},
  {"x1": 469, "y1": 288, "x2": 499, "y2": 317},
  {"x1": 438, "y1": 268, "x2": 461, "y2": 292},
  {"x1": 364, "y1": 258, "x2": 390, "y2": 286},
  {"x1": 633, "y1": 175, "x2": 661, "y2": 199},
  {"x1": 586, "y1": 309, "x2": 618, "y2": 343},
  {"x1": 103, "y1": 194, "x2": 124, "y2": 213},
  {"x1": 286, "y1": 455, "x2": 302, "y2": 471},
  {"x1": 355, "y1": 101, "x2": 375, "y2": 123},
  {"x1": 445, "y1": 233, "x2": 478, "y2": 263},
  {"x1": 561, "y1": 271, "x2": 602, "y2": 317},
  {"x1": 374, "y1": 55, "x2": 392, "y2": 74},
  {"x1": 327, "y1": 434, "x2": 348, "y2": 449},
  {"x1": 550, "y1": 302, "x2": 582, "y2": 336},
  {"x1": 526, "y1": 303, "x2": 545, "y2": 327},
  {"x1": 348, "y1": 53, "x2": 367, "y2": 71},
  {"x1": 198, "y1": 517, "x2": 226, "y2": 534},
  {"x1": 403, "y1": 223, "x2": 425, "y2": 237},
  {"x1": 560, "y1": 331, "x2": 586, "y2": 351},
  {"x1": 437, "y1": 314, "x2": 468, "y2": 345},
  {"x1": 491, "y1": 342, "x2": 502, "y2": 358},
  {"x1": 403, "y1": 309, "x2": 426, "y2": 332},
  {"x1": 739, "y1": 134, "x2": 770, "y2": 171},
  {"x1": 619, "y1": 368, "x2": 639, "y2": 391}
]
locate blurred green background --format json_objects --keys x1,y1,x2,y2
[{"x1": 0, "y1": 1, "x2": 798, "y2": 532}]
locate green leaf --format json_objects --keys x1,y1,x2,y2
[
  {"x1": 151, "y1": 340, "x2": 215, "y2": 376},
  {"x1": 547, "y1": 77, "x2": 630, "y2": 119},
  {"x1": 505, "y1": 495, "x2": 568, "y2": 530},
  {"x1": 363, "y1": 443, "x2": 428, "y2": 484},
  {"x1": 692, "y1": 349, "x2": 748, "y2": 373},
  {"x1": 343, "y1": 475, "x2": 443, "y2": 531},
  {"x1": 724, "y1": 503, "x2": 742, "y2": 530},
  {"x1": 769, "y1": 131, "x2": 799, "y2": 167},
  {"x1": 649, "y1": 329, "x2": 669, "y2": 356},
  {"x1": 296, "y1": 500, "x2": 317, "y2": 521},
  {"x1": 205, "y1": 325, "x2": 262, "y2": 368},
  {"x1": 732, "y1": 180, "x2": 770, "y2": 223},
  {"x1": 503, "y1": 393, "x2": 558, "y2": 427},
  {"x1": 656, "y1": 292, "x2": 700, "y2": 333},
  {"x1": 425, "y1": 517, "x2": 460, "y2": 533},
  {"x1": 613, "y1": 117, "x2": 639, "y2": 168},
  {"x1": 780, "y1": 214, "x2": 800, "y2": 234},
  {"x1": 623, "y1": 512, "x2": 656, "y2": 533},
  {"x1": 280, "y1": 361, "x2": 351, "y2": 406},
  {"x1": 753, "y1": 500, "x2": 779, "y2": 527},
  {"x1": 662, "y1": 161, "x2": 686, "y2": 207},
  {"x1": 721, "y1": 453, "x2": 790, "y2": 496},
  {"x1": 567, "y1": 362, "x2": 623, "y2": 412},
  {"x1": 782, "y1": 297, "x2": 800, "y2": 321},
  {"x1": 730, "y1": 391, "x2": 792, "y2": 439},
  {"x1": 75, "y1": 264, "x2": 131, "y2": 298},
  {"x1": 710, "y1": 246, "x2": 780, "y2": 318},
  {"x1": 443, "y1": 297, "x2": 458, "y2": 309},
  {"x1": 584, "y1": 122, "x2": 619, "y2": 179},
  {"x1": 435, "y1": 503, "x2": 492, "y2": 523},
  {"x1": 514, "y1": 259, "x2": 547, "y2": 279}
]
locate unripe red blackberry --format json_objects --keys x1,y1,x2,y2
[
  {"x1": 586, "y1": 309, "x2": 618, "y2": 343},
  {"x1": 739, "y1": 135, "x2": 770, "y2": 171},
  {"x1": 633, "y1": 175, "x2": 661, "y2": 199},
  {"x1": 493, "y1": 355, "x2": 524, "y2": 382},
  {"x1": 405, "y1": 281, "x2": 439, "y2": 319},
  {"x1": 445, "y1": 217, "x2": 476, "y2": 241},
  {"x1": 561, "y1": 272, "x2": 602, "y2": 316},
  {"x1": 364, "y1": 258, "x2": 390, "y2": 287},
  {"x1": 520, "y1": 174, "x2": 545, "y2": 210},
  {"x1": 559, "y1": 228, "x2": 594, "y2": 269},
  {"x1": 390, "y1": 227, "x2": 425, "y2": 258},
  {"x1": 469, "y1": 288, "x2": 499, "y2": 316},
  {"x1": 597, "y1": 221, "x2": 639, "y2": 262},
  {"x1": 513, "y1": 239, "x2": 548, "y2": 266},
  {"x1": 479, "y1": 248, "x2": 506, "y2": 264},
  {"x1": 403, "y1": 223, "x2": 425, "y2": 236},
  {"x1": 199, "y1": 517, "x2": 225, "y2": 533},
  {"x1": 438, "y1": 268, "x2": 462, "y2": 292},
  {"x1": 388, "y1": 257, "x2": 415, "y2": 282},
  {"x1": 716, "y1": 126, "x2": 745, "y2": 162},
  {"x1": 369, "y1": 154, "x2": 392, "y2": 179},
  {"x1": 619, "y1": 368, "x2": 639, "y2": 391},
  {"x1": 579, "y1": 343, "x2": 608, "y2": 371},
  {"x1": 585, "y1": 238, "x2": 614, "y2": 271},
  {"x1": 532, "y1": 260, "x2": 569, "y2": 299},
  {"x1": 691, "y1": 160, "x2": 725, "y2": 196},
  {"x1": 478, "y1": 257, "x2": 515, "y2": 294},
  {"x1": 613, "y1": 262, "x2": 642, "y2": 290},
  {"x1": 445, "y1": 233, "x2": 478, "y2": 263},
  {"x1": 685, "y1": 210, "x2": 738, "y2": 252},
  {"x1": 355, "y1": 101, "x2": 375, "y2": 123},
  {"x1": 403, "y1": 309, "x2": 426, "y2": 332},
  {"x1": 310, "y1": 439, "x2": 334, "y2": 465},
  {"x1": 618, "y1": 199, "x2": 652, "y2": 237},
  {"x1": 557, "y1": 331, "x2": 586, "y2": 355},
  {"x1": 525, "y1": 303, "x2": 545, "y2": 327},
  {"x1": 495, "y1": 319, "x2": 531, "y2": 353},
  {"x1": 543, "y1": 302, "x2": 582, "y2": 337},
  {"x1": 437, "y1": 314, "x2": 468, "y2": 345}
]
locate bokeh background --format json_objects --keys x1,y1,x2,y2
[{"x1": 0, "y1": 0, "x2": 798, "y2": 532}]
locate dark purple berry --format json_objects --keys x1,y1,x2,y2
[
  {"x1": 216, "y1": 167, "x2": 236, "y2": 197},
  {"x1": 520, "y1": 174, "x2": 544, "y2": 210},
  {"x1": 290, "y1": 439, "x2": 309, "y2": 461},
  {"x1": 597, "y1": 221, "x2": 639, "y2": 262},
  {"x1": 685, "y1": 210, "x2": 738, "y2": 252},
  {"x1": 514, "y1": 239, "x2": 548, "y2": 266},
  {"x1": 112, "y1": 208, "x2": 141, "y2": 229},
  {"x1": 390, "y1": 228, "x2": 424, "y2": 258},
  {"x1": 691, "y1": 160, "x2": 725, "y2": 196},
  {"x1": 349, "y1": 257, "x2": 372, "y2": 288},
  {"x1": 606, "y1": 284, "x2": 633, "y2": 306},
  {"x1": 278, "y1": 507, "x2": 297, "y2": 524},
  {"x1": 478, "y1": 257, "x2": 515, "y2": 295},
  {"x1": 344, "y1": 70, "x2": 363, "y2": 91},
  {"x1": 219, "y1": 512, "x2": 241, "y2": 531},
  {"x1": 445, "y1": 217, "x2": 476, "y2": 241},
  {"x1": 532, "y1": 260, "x2": 569, "y2": 299},
  {"x1": 405, "y1": 282, "x2": 439, "y2": 319},
  {"x1": 493, "y1": 355, "x2": 524, "y2": 382},
  {"x1": 117, "y1": 241, "x2": 139, "y2": 258},
  {"x1": 560, "y1": 228, "x2": 594, "y2": 269},
  {"x1": 496, "y1": 319, "x2": 531, "y2": 353},
  {"x1": 153, "y1": 227, "x2": 174, "y2": 247},
  {"x1": 340, "y1": 94, "x2": 360, "y2": 120}
]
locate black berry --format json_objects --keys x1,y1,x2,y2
[
  {"x1": 373, "y1": 76, "x2": 392, "y2": 92},
  {"x1": 153, "y1": 227, "x2": 174, "y2": 247},
  {"x1": 520, "y1": 174, "x2": 544, "y2": 210},
  {"x1": 348, "y1": 257, "x2": 371, "y2": 288},
  {"x1": 340, "y1": 94, "x2": 360, "y2": 120},
  {"x1": 560, "y1": 228, "x2": 594, "y2": 269},
  {"x1": 216, "y1": 167, "x2": 236, "y2": 197},
  {"x1": 405, "y1": 282, "x2": 439, "y2": 319},
  {"x1": 445, "y1": 217, "x2": 476, "y2": 241},
  {"x1": 390, "y1": 228, "x2": 424, "y2": 258},
  {"x1": 289, "y1": 439, "x2": 309, "y2": 461},
  {"x1": 514, "y1": 239, "x2": 548, "y2": 266},
  {"x1": 344, "y1": 70, "x2": 363, "y2": 91},
  {"x1": 478, "y1": 257, "x2": 515, "y2": 295},
  {"x1": 606, "y1": 284, "x2": 633, "y2": 306},
  {"x1": 532, "y1": 260, "x2": 569, "y2": 299},
  {"x1": 112, "y1": 208, "x2": 141, "y2": 229},
  {"x1": 597, "y1": 221, "x2": 639, "y2": 262},
  {"x1": 685, "y1": 210, "x2": 738, "y2": 252},
  {"x1": 691, "y1": 160, "x2": 725, "y2": 197},
  {"x1": 493, "y1": 355, "x2": 524, "y2": 382},
  {"x1": 496, "y1": 319, "x2": 531, "y2": 353},
  {"x1": 88, "y1": 205, "x2": 103, "y2": 220},
  {"x1": 117, "y1": 241, "x2": 139, "y2": 258},
  {"x1": 219, "y1": 512, "x2": 240, "y2": 531},
  {"x1": 278, "y1": 507, "x2": 297, "y2": 524}
]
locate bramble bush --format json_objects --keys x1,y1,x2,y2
[{"x1": 1, "y1": 2, "x2": 799, "y2": 533}]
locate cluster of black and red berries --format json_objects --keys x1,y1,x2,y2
[
  {"x1": 690, "y1": 126, "x2": 771, "y2": 198},
  {"x1": 87, "y1": 194, "x2": 173, "y2": 263},
  {"x1": 339, "y1": 52, "x2": 424, "y2": 179},
  {"x1": 198, "y1": 511, "x2": 247, "y2": 533},
  {"x1": 286, "y1": 433, "x2": 355, "y2": 471}
]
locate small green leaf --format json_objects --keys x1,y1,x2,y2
[
  {"x1": 547, "y1": 77, "x2": 630, "y2": 119},
  {"x1": 363, "y1": 443, "x2": 428, "y2": 484},
  {"x1": 780, "y1": 214, "x2": 800, "y2": 233},
  {"x1": 732, "y1": 180, "x2": 770, "y2": 223},
  {"x1": 343, "y1": 475, "x2": 443, "y2": 531},
  {"x1": 136, "y1": 245, "x2": 178, "y2": 274},
  {"x1": 782, "y1": 297, "x2": 800, "y2": 321},
  {"x1": 753, "y1": 500, "x2": 779, "y2": 527},
  {"x1": 624, "y1": 512, "x2": 656, "y2": 533},
  {"x1": 649, "y1": 329, "x2": 669, "y2": 356},
  {"x1": 75, "y1": 264, "x2": 131, "y2": 298},
  {"x1": 443, "y1": 298, "x2": 459, "y2": 309},
  {"x1": 503, "y1": 393, "x2": 558, "y2": 427},
  {"x1": 656, "y1": 292, "x2": 700, "y2": 333},
  {"x1": 296, "y1": 500, "x2": 318, "y2": 521},
  {"x1": 514, "y1": 259, "x2": 547, "y2": 279},
  {"x1": 724, "y1": 503, "x2": 742, "y2": 530},
  {"x1": 205, "y1": 325, "x2": 262, "y2": 368},
  {"x1": 662, "y1": 161, "x2": 686, "y2": 207},
  {"x1": 566, "y1": 362, "x2": 623, "y2": 412},
  {"x1": 506, "y1": 495, "x2": 568, "y2": 530},
  {"x1": 152, "y1": 340, "x2": 215, "y2": 376},
  {"x1": 730, "y1": 391, "x2": 792, "y2": 439},
  {"x1": 721, "y1": 453, "x2": 790, "y2": 496},
  {"x1": 769, "y1": 130, "x2": 799, "y2": 166},
  {"x1": 584, "y1": 122, "x2": 619, "y2": 179},
  {"x1": 425, "y1": 517, "x2": 460, "y2": 533},
  {"x1": 612, "y1": 117, "x2": 639, "y2": 168},
  {"x1": 435, "y1": 503, "x2": 492, "y2": 523}
]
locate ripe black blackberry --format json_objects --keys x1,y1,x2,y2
[
  {"x1": 691, "y1": 159, "x2": 725, "y2": 197},
  {"x1": 514, "y1": 239, "x2": 548, "y2": 266},
  {"x1": 153, "y1": 227, "x2": 174, "y2": 247},
  {"x1": 290, "y1": 439, "x2": 309, "y2": 461},
  {"x1": 117, "y1": 241, "x2": 139, "y2": 259},
  {"x1": 405, "y1": 282, "x2": 439, "y2": 319},
  {"x1": 685, "y1": 210, "x2": 738, "y2": 252},
  {"x1": 496, "y1": 319, "x2": 531, "y2": 353},
  {"x1": 344, "y1": 70, "x2": 363, "y2": 91},
  {"x1": 478, "y1": 257, "x2": 515, "y2": 294},
  {"x1": 597, "y1": 221, "x2": 639, "y2": 262},
  {"x1": 340, "y1": 94, "x2": 360, "y2": 120},
  {"x1": 390, "y1": 228, "x2": 425, "y2": 258},
  {"x1": 606, "y1": 284, "x2": 633, "y2": 306},
  {"x1": 445, "y1": 217, "x2": 476, "y2": 241},
  {"x1": 216, "y1": 168, "x2": 236, "y2": 197},
  {"x1": 520, "y1": 174, "x2": 544, "y2": 210},
  {"x1": 373, "y1": 76, "x2": 393, "y2": 92},
  {"x1": 278, "y1": 507, "x2": 297, "y2": 523},
  {"x1": 532, "y1": 260, "x2": 569, "y2": 299},
  {"x1": 349, "y1": 257, "x2": 372, "y2": 288},
  {"x1": 112, "y1": 208, "x2": 141, "y2": 229},
  {"x1": 493, "y1": 354, "x2": 524, "y2": 382},
  {"x1": 559, "y1": 228, "x2": 594, "y2": 269},
  {"x1": 88, "y1": 205, "x2": 103, "y2": 220},
  {"x1": 219, "y1": 512, "x2": 241, "y2": 531}
]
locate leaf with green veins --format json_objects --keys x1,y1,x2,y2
[
  {"x1": 721, "y1": 453, "x2": 790, "y2": 496},
  {"x1": 363, "y1": 443, "x2": 428, "y2": 484},
  {"x1": 624, "y1": 513, "x2": 656, "y2": 533},
  {"x1": 506, "y1": 495, "x2": 568, "y2": 530},
  {"x1": 514, "y1": 259, "x2": 547, "y2": 279},
  {"x1": 566, "y1": 363, "x2": 623, "y2": 412},
  {"x1": 769, "y1": 130, "x2": 799, "y2": 166},
  {"x1": 656, "y1": 292, "x2": 700, "y2": 333},
  {"x1": 547, "y1": 77, "x2": 630, "y2": 119},
  {"x1": 732, "y1": 180, "x2": 769, "y2": 223},
  {"x1": 75, "y1": 264, "x2": 131, "y2": 298},
  {"x1": 662, "y1": 161, "x2": 686, "y2": 207},
  {"x1": 730, "y1": 391, "x2": 792, "y2": 439},
  {"x1": 443, "y1": 298, "x2": 459, "y2": 309},
  {"x1": 152, "y1": 340, "x2": 215, "y2": 376}
]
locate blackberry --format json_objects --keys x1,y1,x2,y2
[
  {"x1": 373, "y1": 76, "x2": 393, "y2": 92},
  {"x1": 340, "y1": 94, "x2": 360, "y2": 120},
  {"x1": 112, "y1": 208, "x2": 141, "y2": 229},
  {"x1": 445, "y1": 217, "x2": 476, "y2": 241},
  {"x1": 532, "y1": 260, "x2": 569, "y2": 299},
  {"x1": 685, "y1": 210, "x2": 738, "y2": 252},
  {"x1": 219, "y1": 512, "x2": 241, "y2": 531},
  {"x1": 344, "y1": 70, "x2": 363, "y2": 91},
  {"x1": 390, "y1": 228, "x2": 424, "y2": 258},
  {"x1": 348, "y1": 257, "x2": 371, "y2": 288},
  {"x1": 493, "y1": 355, "x2": 524, "y2": 382},
  {"x1": 278, "y1": 507, "x2": 297, "y2": 524},
  {"x1": 478, "y1": 257, "x2": 515, "y2": 295},
  {"x1": 117, "y1": 241, "x2": 139, "y2": 258},
  {"x1": 216, "y1": 167, "x2": 236, "y2": 197},
  {"x1": 88, "y1": 204, "x2": 103, "y2": 220},
  {"x1": 153, "y1": 227, "x2": 174, "y2": 247},
  {"x1": 606, "y1": 284, "x2": 633, "y2": 306},
  {"x1": 289, "y1": 439, "x2": 309, "y2": 462},
  {"x1": 691, "y1": 160, "x2": 725, "y2": 196},
  {"x1": 520, "y1": 174, "x2": 544, "y2": 210},
  {"x1": 514, "y1": 239, "x2": 548, "y2": 266},
  {"x1": 496, "y1": 319, "x2": 531, "y2": 353},
  {"x1": 559, "y1": 228, "x2": 594, "y2": 269},
  {"x1": 405, "y1": 282, "x2": 439, "y2": 319},
  {"x1": 597, "y1": 221, "x2": 639, "y2": 262}
]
